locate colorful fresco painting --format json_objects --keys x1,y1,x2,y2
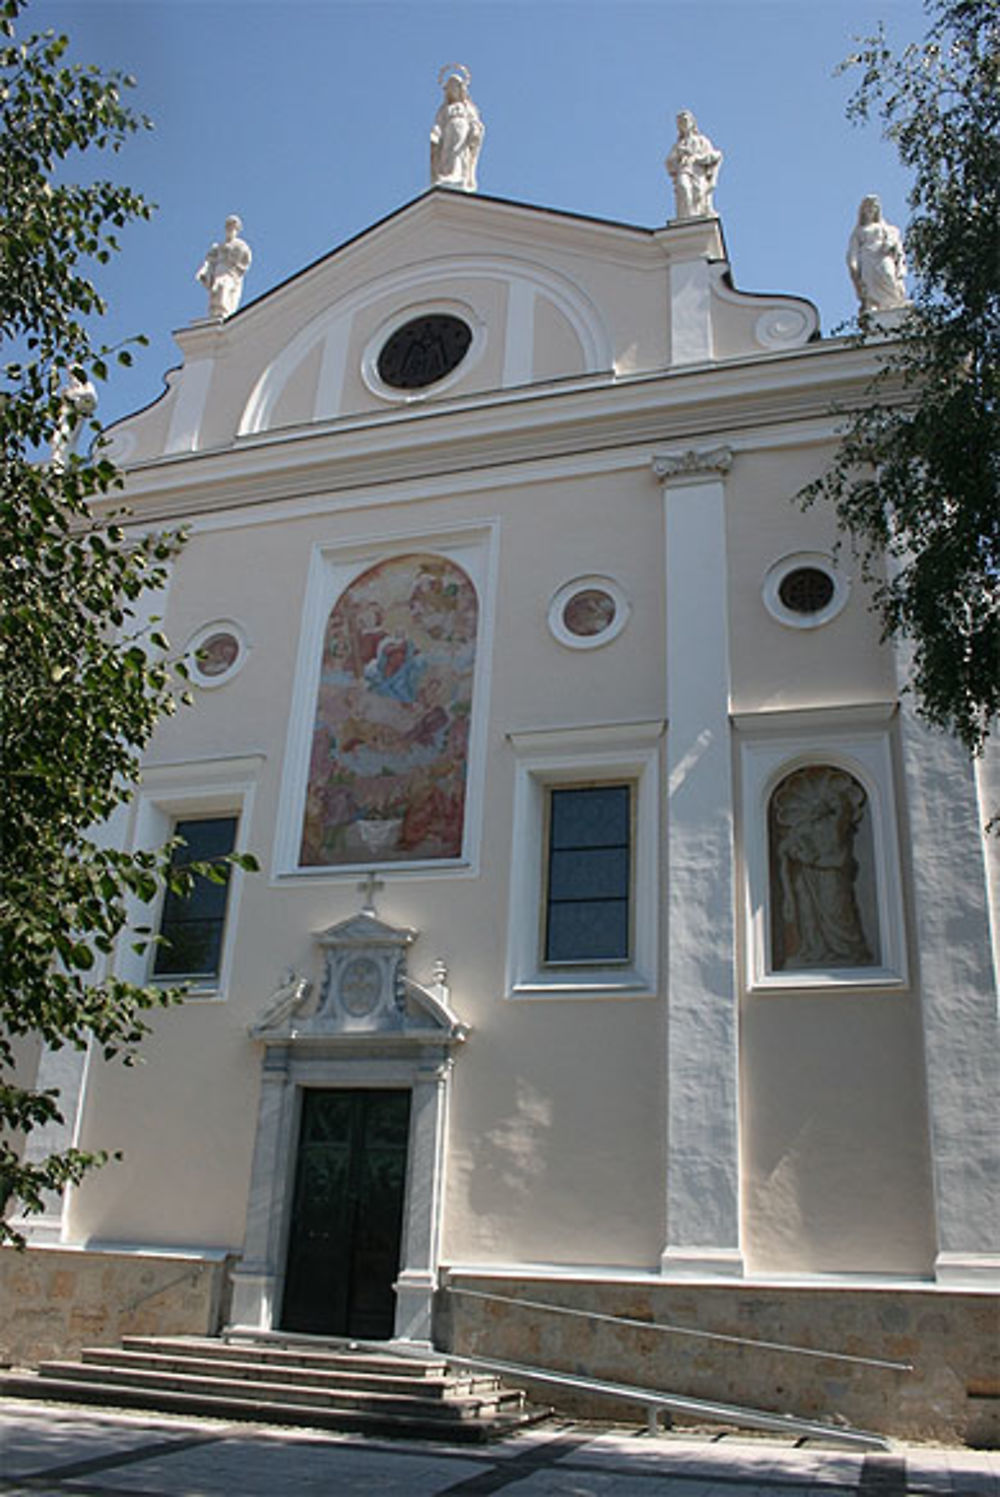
[{"x1": 299, "y1": 553, "x2": 478, "y2": 866}]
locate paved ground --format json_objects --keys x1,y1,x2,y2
[{"x1": 0, "y1": 1400, "x2": 997, "y2": 1497}]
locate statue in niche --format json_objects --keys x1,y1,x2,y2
[
  {"x1": 665, "y1": 109, "x2": 722, "y2": 219},
  {"x1": 847, "y1": 195, "x2": 908, "y2": 313},
  {"x1": 196, "y1": 214, "x2": 252, "y2": 319},
  {"x1": 430, "y1": 64, "x2": 484, "y2": 193},
  {"x1": 49, "y1": 371, "x2": 97, "y2": 469},
  {"x1": 770, "y1": 766, "x2": 875, "y2": 969}
]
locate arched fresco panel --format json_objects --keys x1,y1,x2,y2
[{"x1": 300, "y1": 554, "x2": 478, "y2": 867}]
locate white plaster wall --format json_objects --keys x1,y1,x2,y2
[
  {"x1": 67, "y1": 466, "x2": 667, "y2": 1259},
  {"x1": 726, "y1": 445, "x2": 896, "y2": 713},
  {"x1": 727, "y1": 446, "x2": 937, "y2": 1275},
  {"x1": 443, "y1": 1000, "x2": 665, "y2": 1265},
  {"x1": 65, "y1": 437, "x2": 950, "y2": 1279},
  {"x1": 69, "y1": 1003, "x2": 262, "y2": 1248},
  {"x1": 741, "y1": 990, "x2": 937, "y2": 1274}
]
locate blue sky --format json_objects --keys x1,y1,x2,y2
[{"x1": 25, "y1": 0, "x2": 926, "y2": 430}]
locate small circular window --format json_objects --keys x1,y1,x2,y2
[
  {"x1": 778, "y1": 567, "x2": 836, "y2": 615},
  {"x1": 549, "y1": 577, "x2": 630, "y2": 649},
  {"x1": 186, "y1": 621, "x2": 248, "y2": 687},
  {"x1": 377, "y1": 314, "x2": 472, "y2": 390},
  {"x1": 763, "y1": 554, "x2": 848, "y2": 629}
]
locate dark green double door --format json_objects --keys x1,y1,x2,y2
[{"x1": 281, "y1": 1089, "x2": 411, "y2": 1339}]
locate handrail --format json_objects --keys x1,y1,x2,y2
[
  {"x1": 442, "y1": 1351, "x2": 892, "y2": 1451},
  {"x1": 446, "y1": 1287, "x2": 913, "y2": 1372}
]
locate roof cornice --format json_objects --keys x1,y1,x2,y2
[{"x1": 112, "y1": 339, "x2": 900, "y2": 525}]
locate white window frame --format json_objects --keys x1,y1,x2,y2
[
  {"x1": 505, "y1": 721, "x2": 663, "y2": 999},
  {"x1": 117, "y1": 756, "x2": 262, "y2": 1001},
  {"x1": 274, "y1": 522, "x2": 497, "y2": 882},
  {"x1": 735, "y1": 706, "x2": 908, "y2": 993}
]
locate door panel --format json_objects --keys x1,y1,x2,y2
[{"x1": 281, "y1": 1089, "x2": 411, "y2": 1338}]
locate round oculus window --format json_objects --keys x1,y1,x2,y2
[
  {"x1": 548, "y1": 577, "x2": 630, "y2": 649},
  {"x1": 376, "y1": 314, "x2": 473, "y2": 390},
  {"x1": 185, "y1": 620, "x2": 248, "y2": 687},
  {"x1": 762, "y1": 553, "x2": 849, "y2": 629},
  {"x1": 197, "y1": 631, "x2": 241, "y2": 678},
  {"x1": 563, "y1": 588, "x2": 618, "y2": 638},
  {"x1": 777, "y1": 566, "x2": 836, "y2": 616}
]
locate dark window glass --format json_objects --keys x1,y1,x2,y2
[
  {"x1": 377, "y1": 315, "x2": 472, "y2": 390},
  {"x1": 153, "y1": 816, "x2": 237, "y2": 980},
  {"x1": 778, "y1": 566, "x2": 835, "y2": 615},
  {"x1": 544, "y1": 785, "x2": 631, "y2": 963}
]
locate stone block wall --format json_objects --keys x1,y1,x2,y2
[
  {"x1": 0, "y1": 1246, "x2": 232, "y2": 1368},
  {"x1": 437, "y1": 1273, "x2": 999, "y2": 1447}
]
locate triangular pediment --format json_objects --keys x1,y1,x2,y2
[
  {"x1": 105, "y1": 187, "x2": 818, "y2": 469},
  {"x1": 317, "y1": 910, "x2": 416, "y2": 951}
]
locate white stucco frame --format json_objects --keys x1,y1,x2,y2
[
  {"x1": 736, "y1": 705, "x2": 908, "y2": 993},
  {"x1": 504, "y1": 720, "x2": 664, "y2": 999},
  {"x1": 273, "y1": 521, "x2": 497, "y2": 881}
]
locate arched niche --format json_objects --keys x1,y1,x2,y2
[{"x1": 768, "y1": 764, "x2": 879, "y2": 973}]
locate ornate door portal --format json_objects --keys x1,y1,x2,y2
[
  {"x1": 281, "y1": 1088, "x2": 411, "y2": 1339},
  {"x1": 232, "y1": 904, "x2": 469, "y2": 1344}
]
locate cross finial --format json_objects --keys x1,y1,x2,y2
[{"x1": 358, "y1": 870, "x2": 385, "y2": 916}]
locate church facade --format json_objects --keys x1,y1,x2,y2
[{"x1": 9, "y1": 148, "x2": 999, "y2": 1438}]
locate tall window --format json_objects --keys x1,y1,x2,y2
[
  {"x1": 544, "y1": 784, "x2": 632, "y2": 964},
  {"x1": 153, "y1": 816, "x2": 237, "y2": 981}
]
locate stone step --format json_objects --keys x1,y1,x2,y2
[
  {"x1": 0, "y1": 1333, "x2": 546, "y2": 1441},
  {"x1": 30, "y1": 1359, "x2": 522, "y2": 1421},
  {"x1": 121, "y1": 1334, "x2": 452, "y2": 1379},
  {"x1": 84, "y1": 1346, "x2": 501, "y2": 1400},
  {"x1": 0, "y1": 1370, "x2": 533, "y2": 1443}
]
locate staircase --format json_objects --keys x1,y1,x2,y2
[{"x1": 0, "y1": 1334, "x2": 545, "y2": 1442}]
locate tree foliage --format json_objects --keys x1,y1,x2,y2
[
  {"x1": 802, "y1": 0, "x2": 999, "y2": 752},
  {"x1": 0, "y1": 0, "x2": 254, "y2": 1243}
]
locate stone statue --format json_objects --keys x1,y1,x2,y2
[
  {"x1": 847, "y1": 195, "x2": 908, "y2": 313},
  {"x1": 665, "y1": 110, "x2": 722, "y2": 219},
  {"x1": 771, "y1": 767, "x2": 874, "y2": 968},
  {"x1": 248, "y1": 971, "x2": 313, "y2": 1038},
  {"x1": 430, "y1": 64, "x2": 484, "y2": 193},
  {"x1": 196, "y1": 214, "x2": 252, "y2": 319},
  {"x1": 49, "y1": 371, "x2": 98, "y2": 469}
]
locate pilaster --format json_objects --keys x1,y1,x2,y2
[
  {"x1": 653, "y1": 218, "x2": 725, "y2": 367},
  {"x1": 228, "y1": 1043, "x2": 296, "y2": 1330},
  {"x1": 893, "y1": 652, "x2": 1000, "y2": 1286},
  {"x1": 653, "y1": 445, "x2": 744, "y2": 1278},
  {"x1": 393, "y1": 1058, "x2": 454, "y2": 1345},
  {"x1": 8, "y1": 1044, "x2": 91, "y2": 1245}
]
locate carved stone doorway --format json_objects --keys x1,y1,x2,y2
[
  {"x1": 281, "y1": 1088, "x2": 411, "y2": 1339},
  {"x1": 230, "y1": 904, "x2": 468, "y2": 1345}
]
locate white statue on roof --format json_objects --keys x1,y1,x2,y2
[
  {"x1": 847, "y1": 195, "x2": 909, "y2": 314},
  {"x1": 196, "y1": 214, "x2": 252, "y2": 320},
  {"x1": 665, "y1": 109, "x2": 722, "y2": 220},
  {"x1": 49, "y1": 370, "x2": 97, "y2": 470},
  {"x1": 430, "y1": 64, "x2": 484, "y2": 193}
]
